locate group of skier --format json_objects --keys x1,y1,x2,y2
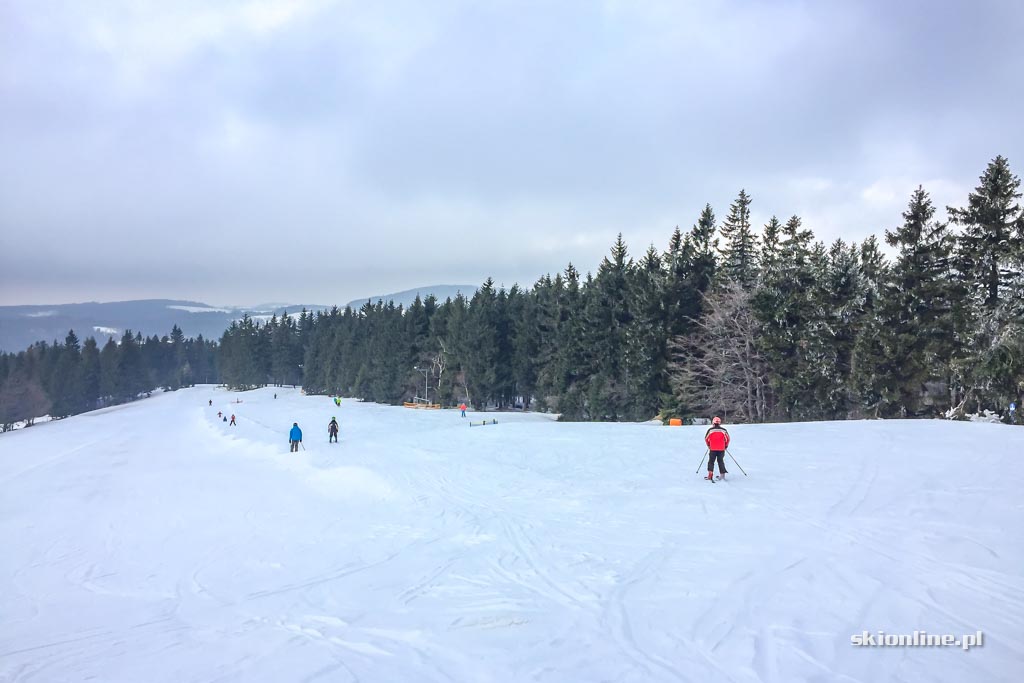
[
  {"x1": 212, "y1": 394, "x2": 736, "y2": 480},
  {"x1": 214, "y1": 409, "x2": 236, "y2": 426},
  {"x1": 288, "y1": 417, "x2": 339, "y2": 450}
]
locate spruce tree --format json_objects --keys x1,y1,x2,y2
[
  {"x1": 50, "y1": 330, "x2": 83, "y2": 418},
  {"x1": 583, "y1": 235, "x2": 634, "y2": 420},
  {"x1": 687, "y1": 205, "x2": 718, "y2": 311},
  {"x1": 117, "y1": 330, "x2": 146, "y2": 400},
  {"x1": 80, "y1": 337, "x2": 101, "y2": 411},
  {"x1": 99, "y1": 337, "x2": 119, "y2": 404},
  {"x1": 625, "y1": 245, "x2": 668, "y2": 419},
  {"x1": 528, "y1": 275, "x2": 561, "y2": 410},
  {"x1": 718, "y1": 189, "x2": 759, "y2": 289},
  {"x1": 948, "y1": 155, "x2": 1023, "y2": 310},
  {"x1": 849, "y1": 236, "x2": 896, "y2": 416},
  {"x1": 464, "y1": 279, "x2": 500, "y2": 408},
  {"x1": 947, "y1": 156, "x2": 1024, "y2": 414},
  {"x1": 876, "y1": 186, "x2": 957, "y2": 415},
  {"x1": 662, "y1": 226, "x2": 695, "y2": 338},
  {"x1": 170, "y1": 325, "x2": 188, "y2": 388},
  {"x1": 555, "y1": 264, "x2": 589, "y2": 419},
  {"x1": 754, "y1": 215, "x2": 816, "y2": 419}
]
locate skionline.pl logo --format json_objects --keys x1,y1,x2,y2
[{"x1": 851, "y1": 631, "x2": 984, "y2": 651}]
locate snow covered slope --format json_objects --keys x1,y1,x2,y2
[{"x1": 1, "y1": 388, "x2": 1022, "y2": 682}]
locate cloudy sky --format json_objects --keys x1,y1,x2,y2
[{"x1": 1, "y1": 0, "x2": 1021, "y2": 307}]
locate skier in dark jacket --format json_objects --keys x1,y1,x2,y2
[
  {"x1": 328, "y1": 417, "x2": 339, "y2": 443},
  {"x1": 704, "y1": 416, "x2": 730, "y2": 480},
  {"x1": 290, "y1": 423, "x2": 303, "y2": 452}
]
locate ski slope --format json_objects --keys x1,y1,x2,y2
[{"x1": 1, "y1": 387, "x2": 1022, "y2": 682}]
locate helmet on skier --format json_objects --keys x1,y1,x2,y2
[
  {"x1": 712, "y1": 416, "x2": 722, "y2": 425},
  {"x1": 293, "y1": 422, "x2": 298, "y2": 426}
]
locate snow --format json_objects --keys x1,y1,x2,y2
[
  {"x1": 22, "y1": 310, "x2": 57, "y2": 318},
  {"x1": 6, "y1": 414, "x2": 53, "y2": 431},
  {"x1": 944, "y1": 408, "x2": 1004, "y2": 424},
  {"x1": 1, "y1": 387, "x2": 1022, "y2": 682},
  {"x1": 167, "y1": 305, "x2": 232, "y2": 313}
]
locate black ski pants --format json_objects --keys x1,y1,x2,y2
[
  {"x1": 329, "y1": 431, "x2": 338, "y2": 443},
  {"x1": 708, "y1": 450, "x2": 727, "y2": 474},
  {"x1": 290, "y1": 440, "x2": 300, "y2": 452}
]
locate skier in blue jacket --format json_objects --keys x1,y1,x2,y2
[{"x1": 289, "y1": 423, "x2": 303, "y2": 452}]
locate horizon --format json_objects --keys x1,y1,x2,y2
[{"x1": 0, "y1": 283, "x2": 479, "y2": 310}]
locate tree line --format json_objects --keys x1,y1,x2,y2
[
  {"x1": 0, "y1": 327, "x2": 217, "y2": 431},
  {"x1": 4, "y1": 155, "x2": 1022, "y2": 428},
  {"x1": 217, "y1": 155, "x2": 1023, "y2": 424}
]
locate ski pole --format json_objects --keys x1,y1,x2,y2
[
  {"x1": 695, "y1": 449, "x2": 708, "y2": 474},
  {"x1": 300, "y1": 442, "x2": 306, "y2": 451},
  {"x1": 726, "y1": 449, "x2": 747, "y2": 476}
]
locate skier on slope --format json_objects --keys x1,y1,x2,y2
[
  {"x1": 705, "y1": 416, "x2": 730, "y2": 481},
  {"x1": 328, "y1": 417, "x2": 339, "y2": 443},
  {"x1": 229, "y1": 414, "x2": 236, "y2": 426},
  {"x1": 459, "y1": 402, "x2": 467, "y2": 418},
  {"x1": 290, "y1": 422, "x2": 303, "y2": 452}
]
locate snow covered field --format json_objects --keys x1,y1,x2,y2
[{"x1": 1, "y1": 387, "x2": 1022, "y2": 682}]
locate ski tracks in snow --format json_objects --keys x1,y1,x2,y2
[{"x1": 5, "y1": 391, "x2": 1024, "y2": 682}]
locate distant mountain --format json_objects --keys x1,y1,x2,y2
[
  {"x1": 346, "y1": 285, "x2": 477, "y2": 310},
  {"x1": 0, "y1": 299, "x2": 329, "y2": 352}
]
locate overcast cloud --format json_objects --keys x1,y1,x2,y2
[{"x1": 1, "y1": 0, "x2": 1022, "y2": 306}]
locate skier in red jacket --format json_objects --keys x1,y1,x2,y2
[{"x1": 704, "y1": 416, "x2": 730, "y2": 480}]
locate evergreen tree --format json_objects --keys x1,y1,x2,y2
[
  {"x1": 554, "y1": 264, "x2": 589, "y2": 419},
  {"x1": 526, "y1": 275, "x2": 560, "y2": 410},
  {"x1": 464, "y1": 279, "x2": 500, "y2": 408},
  {"x1": 508, "y1": 285, "x2": 538, "y2": 409},
  {"x1": 80, "y1": 337, "x2": 101, "y2": 411},
  {"x1": 117, "y1": 330, "x2": 147, "y2": 400},
  {"x1": 625, "y1": 245, "x2": 669, "y2": 419},
  {"x1": 686, "y1": 205, "x2": 718, "y2": 310},
  {"x1": 875, "y1": 186, "x2": 957, "y2": 415},
  {"x1": 948, "y1": 155, "x2": 1024, "y2": 310},
  {"x1": 50, "y1": 330, "x2": 83, "y2": 418},
  {"x1": 754, "y1": 215, "x2": 816, "y2": 419},
  {"x1": 947, "y1": 157, "x2": 1024, "y2": 415},
  {"x1": 661, "y1": 225, "x2": 699, "y2": 343},
  {"x1": 583, "y1": 235, "x2": 634, "y2": 420},
  {"x1": 820, "y1": 239, "x2": 863, "y2": 415},
  {"x1": 170, "y1": 324, "x2": 189, "y2": 388},
  {"x1": 99, "y1": 337, "x2": 119, "y2": 403},
  {"x1": 850, "y1": 236, "x2": 896, "y2": 416},
  {"x1": 718, "y1": 189, "x2": 759, "y2": 288}
]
